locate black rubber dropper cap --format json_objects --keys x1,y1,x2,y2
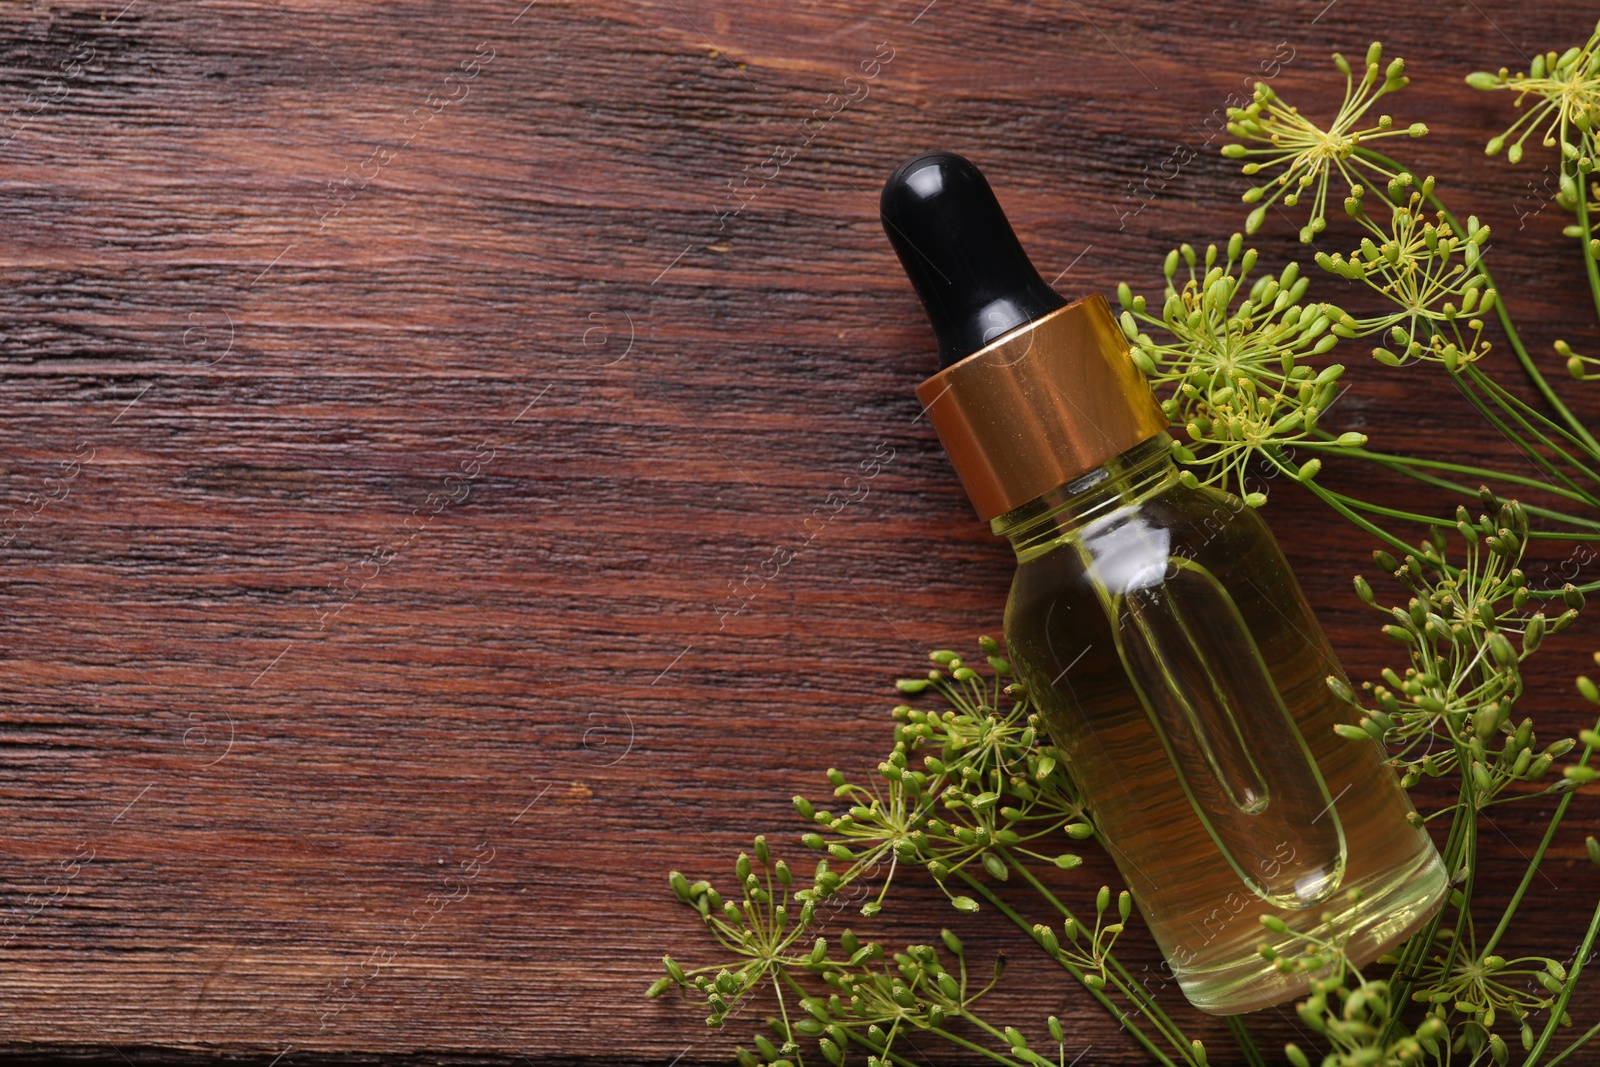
[{"x1": 881, "y1": 152, "x2": 1066, "y2": 369}]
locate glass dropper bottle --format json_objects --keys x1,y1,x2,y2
[{"x1": 880, "y1": 151, "x2": 1446, "y2": 1015}]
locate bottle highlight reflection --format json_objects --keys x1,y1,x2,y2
[{"x1": 880, "y1": 151, "x2": 1447, "y2": 1014}]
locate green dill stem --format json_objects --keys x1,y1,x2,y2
[
  {"x1": 1336, "y1": 462, "x2": 1600, "y2": 536},
  {"x1": 1313, "y1": 440, "x2": 1573, "y2": 498},
  {"x1": 1452, "y1": 371, "x2": 1600, "y2": 511},
  {"x1": 1546, "y1": 578, "x2": 1600, "y2": 597},
  {"x1": 1312, "y1": 433, "x2": 1600, "y2": 521},
  {"x1": 772, "y1": 975, "x2": 801, "y2": 1065},
  {"x1": 961, "y1": 1011, "x2": 1063, "y2": 1064},
  {"x1": 1466, "y1": 367, "x2": 1600, "y2": 490},
  {"x1": 1380, "y1": 797, "x2": 1473, "y2": 1045},
  {"x1": 1452, "y1": 370, "x2": 1600, "y2": 504},
  {"x1": 1461, "y1": 248, "x2": 1596, "y2": 454},
  {"x1": 950, "y1": 868, "x2": 1190, "y2": 1067},
  {"x1": 1490, "y1": 733, "x2": 1597, "y2": 1045},
  {"x1": 1355, "y1": 144, "x2": 1600, "y2": 456},
  {"x1": 1524, "y1": 531, "x2": 1600, "y2": 551},
  {"x1": 1224, "y1": 1016, "x2": 1267, "y2": 1067},
  {"x1": 1524, "y1": 895, "x2": 1600, "y2": 1067},
  {"x1": 1317, "y1": 487, "x2": 1449, "y2": 527},
  {"x1": 911, "y1": 1019, "x2": 1031, "y2": 1067},
  {"x1": 1544, "y1": 1017, "x2": 1600, "y2": 1067},
  {"x1": 992, "y1": 849, "x2": 1196, "y2": 1055},
  {"x1": 1448, "y1": 730, "x2": 1481, "y2": 944},
  {"x1": 1526, "y1": 531, "x2": 1600, "y2": 542},
  {"x1": 1263, "y1": 446, "x2": 1417, "y2": 553},
  {"x1": 1437, "y1": 779, "x2": 1478, "y2": 984},
  {"x1": 1571, "y1": 156, "x2": 1600, "y2": 331},
  {"x1": 1483, "y1": 791, "x2": 1580, "y2": 958}
]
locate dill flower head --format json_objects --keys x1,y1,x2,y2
[
  {"x1": 1314, "y1": 185, "x2": 1495, "y2": 371},
  {"x1": 1116, "y1": 234, "x2": 1364, "y2": 505},
  {"x1": 1468, "y1": 21, "x2": 1600, "y2": 166},
  {"x1": 1223, "y1": 42, "x2": 1428, "y2": 242}
]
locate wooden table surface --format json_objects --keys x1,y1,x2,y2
[{"x1": 4, "y1": 1, "x2": 1600, "y2": 1063}]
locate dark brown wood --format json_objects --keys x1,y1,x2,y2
[{"x1": 1, "y1": 1, "x2": 1599, "y2": 1063}]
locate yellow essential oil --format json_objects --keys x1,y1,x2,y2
[
  {"x1": 997, "y1": 436, "x2": 1445, "y2": 1012},
  {"x1": 881, "y1": 151, "x2": 1446, "y2": 1014}
]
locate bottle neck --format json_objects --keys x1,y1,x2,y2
[{"x1": 992, "y1": 433, "x2": 1177, "y2": 561}]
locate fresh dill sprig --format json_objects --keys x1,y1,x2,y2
[
  {"x1": 1210, "y1": 39, "x2": 1600, "y2": 564},
  {"x1": 1328, "y1": 494, "x2": 1580, "y2": 793},
  {"x1": 1222, "y1": 41, "x2": 1427, "y2": 241},
  {"x1": 1251, "y1": 890, "x2": 1456, "y2": 1067},
  {"x1": 1468, "y1": 26, "x2": 1600, "y2": 167},
  {"x1": 654, "y1": 844, "x2": 1066, "y2": 1067},
  {"x1": 791, "y1": 639, "x2": 1084, "y2": 919},
  {"x1": 1113, "y1": 236, "x2": 1365, "y2": 506},
  {"x1": 1469, "y1": 22, "x2": 1600, "y2": 404},
  {"x1": 1315, "y1": 183, "x2": 1494, "y2": 372},
  {"x1": 655, "y1": 641, "x2": 1209, "y2": 1067}
]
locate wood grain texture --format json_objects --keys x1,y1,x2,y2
[{"x1": 1, "y1": 0, "x2": 1599, "y2": 1063}]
